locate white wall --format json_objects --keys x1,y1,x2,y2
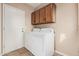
[
  {"x1": 6, "y1": 3, "x2": 34, "y2": 32},
  {"x1": 34, "y1": 3, "x2": 79, "y2": 55},
  {"x1": 0, "y1": 3, "x2": 1, "y2": 55},
  {"x1": 0, "y1": 3, "x2": 34, "y2": 54},
  {"x1": 78, "y1": 4, "x2": 79, "y2": 55}
]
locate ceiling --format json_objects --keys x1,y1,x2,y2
[{"x1": 28, "y1": 3, "x2": 41, "y2": 8}]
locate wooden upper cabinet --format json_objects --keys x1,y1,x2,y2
[
  {"x1": 31, "y1": 3, "x2": 56, "y2": 25},
  {"x1": 46, "y1": 4, "x2": 56, "y2": 23},
  {"x1": 52, "y1": 4, "x2": 56, "y2": 22},
  {"x1": 46, "y1": 4, "x2": 52, "y2": 23},
  {"x1": 35, "y1": 10, "x2": 40, "y2": 24},
  {"x1": 31, "y1": 10, "x2": 40, "y2": 25},
  {"x1": 39, "y1": 7, "x2": 46, "y2": 24},
  {"x1": 31, "y1": 12, "x2": 35, "y2": 25}
]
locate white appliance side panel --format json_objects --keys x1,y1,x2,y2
[
  {"x1": 43, "y1": 34, "x2": 54, "y2": 56},
  {"x1": 25, "y1": 32, "x2": 54, "y2": 56},
  {"x1": 25, "y1": 33, "x2": 43, "y2": 56}
]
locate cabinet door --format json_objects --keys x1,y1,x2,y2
[
  {"x1": 40, "y1": 7, "x2": 46, "y2": 24},
  {"x1": 31, "y1": 12, "x2": 35, "y2": 24},
  {"x1": 46, "y1": 4, "x2": 53, "y2": 23},
  {"x1": 35, "y1": 10, "x2": 40, "y2": 24}
]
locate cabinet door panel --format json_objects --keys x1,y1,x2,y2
[
  {"x1": 35, "y1": 10, "x2": 40, "y2": 24},
  {"x1": 31, "y1": 12, "x2": 35, "y2": 24},
  {"x1": 40, "y1": 8, "x2": 46, "y2": 24},
  {"x1": 46, "y1": 4, "x2": 52, "y2": 23}
]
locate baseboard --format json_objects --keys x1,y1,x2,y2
[{"x1": 55, "y1": 50, "x2": 68, "y2": 56}]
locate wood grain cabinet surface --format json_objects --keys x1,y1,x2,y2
[
  {"x1": 39, "y1": 7, "x2": 46, "y2": 24},
  {"x1": 46, "y1": 4, "x2": 53, "y2": 23},
  {"x1": 35, "y1": 10, "x2": 40, "y2": 24},
  {"x1": 31, "y1": 3, "x2": 56, "y2": 25},
  {"x1": 31, "y1": 12, "x2": 35, "y2": 25}
]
